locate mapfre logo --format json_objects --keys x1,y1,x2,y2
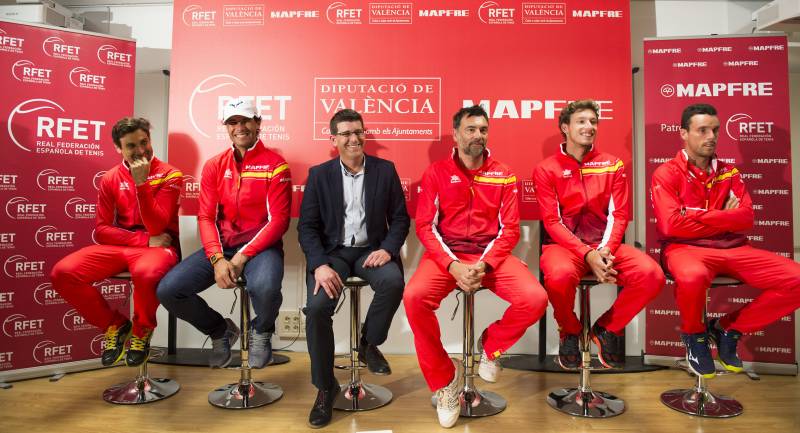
[
  {"x1": 182, "y1": 4, "x2": 217, "y2": 27},
  {"x1": 571, "y1": 9, "x2": 623, "y2": 18},
  {"x1": 4, "y1": 254, "x2": 45, "y2": 278},
  {"x1": 0, "y1": 28, "x2": 24, "y2": 54},
  {"x1": 69, "y1": 66, "x2": 107, "y2": 91},
  {"x1": 42, "y1": 36, "x2": 80, "y2": 60},
  {"x1": 37, "y1": 168, "x2": 76, "y2": 192},
  {"x1": 647, "y1": 47, "x2": 681, "y2": 54},
  {"x1": 269, "y1": 9, "x2": 320, "y2": 19},
  {"x1": 34, "y1": 282, "x2": 65, "y2": 306},
  {"x1": 7, "y1": 98, "x2": 106, "y2": 156},
  {"x1": 93, "y1": 171, "x2": 107, "y2": 190},
  {"x1": 33, "y1": 340, "x2": 73, "y2": 364},
  {"x1": 668, "y1": 82, "x2": 773, "y2": 98},
  {"x1": 182, "y1": 174, "x2": 201, "y2": 200},
  {"x1": 62, "y1": 309, "x2": 93, "y2": 331},
  {"x1": 97, "y1": 44, "x2": 132, "y2": 68},
  {"x1": 64, "y1": 197, "x2": 96, "y2": 219},
  {"x1": 12, "y1": 60, "x2": 52, "y2": 84},
  {"x1": 478, "y1": 1, "x2": 515, "y2": 24},
  {"x1": 0, "y1": 173, "x2": 18, "y2": 191},
  {"x1": 5, "y1": 196, "x2": 46, "y2": 220},
  {"x1": 35, "y1": 225, "x2": 75, "y2": 248},
  {"x1": 726, "y1": 113, "x2": 774, "y2": 143},
  {"x1": 327, "y1": 1, "x2": 363, "y2": 24},
  {"x1": 3, "y1": 313, "x2": 44, "y2": 337}
]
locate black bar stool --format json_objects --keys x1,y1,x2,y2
[
  {"x1": 208, "y1": 277, "x2": 283, "y2": 409},
  {"x1": 660, "y1": 276, "x2": 744, "y2": 418},
  {"x1": 546, "y1": 275, "x2": 625, "y2": 417},
  {"x1": 103, "y1": 272, "x2": 180, "y2": 404},
  {"x1": 333, "y1": 276, "x2": 392, "y2": 411}
]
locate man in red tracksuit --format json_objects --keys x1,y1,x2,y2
[
  {"x1": 158, "y1": 97, "x2": 291, "y2": 369},
  {"x1": 652, "y1": 103, "x2": 800, "y2": 378},
  {"x1": 51, "y1": 117, "x2": 182, "y2": 367},
  {"x1": 534, "y1": 100, "x2": 664, "y2": 370},
  {"x1": 404, "y1": 105, "x2": 548, "y2": 428}
]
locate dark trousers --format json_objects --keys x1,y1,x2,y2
[{"x1": 305, "y1": 246, "x2": 404, "y2": 390}]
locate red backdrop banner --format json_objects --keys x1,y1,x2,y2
[
  {"x1": 643, "y1": 35, "x2": 794, "y2": 364},
  {"x1": 0, "y1": 19, "x2": 135, "y2": 374},
  {"x1": 168, "y1": 0, "x2": 632, "y2": 218}
]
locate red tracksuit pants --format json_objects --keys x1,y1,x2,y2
[
  {"x1": 541, "y1": 243, "x2": 665, "y2": 336},
  {"x1": 665, "y1": 243, "x2": 800, "y2": 334},
  {"x1": 50, "y1": 244, "x2": 178, "y2": 336},
  {"x1": 404, "y1": 253, "x2": 547, "y2": 391}
]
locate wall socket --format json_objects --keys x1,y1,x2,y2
[{"x1": 277, "y1": 310, "x2": 305, "y2": 339}]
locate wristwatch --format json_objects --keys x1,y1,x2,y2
[{"x1": 209, "y1": 252, "x2": 224, "y2": 266}]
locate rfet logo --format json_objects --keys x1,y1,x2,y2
[
  {"x1": 37, "y1": 168, "x2": 76, "y2": 192},
  {"x1": 42, "y1": 36, "x2": 80, "y2": 61},
  {"x1": 34, "y1": 282, "x2": 65, "y2": 306},
  {"x1": 5, "y1": 196, "x2": 47, "y2": 220},
  {"x1": 93, "y1": 170, "x2": 107, "y2": 190},
  {"x1": 64, "y1": 197, "x2": 96, "y2": 219},
  {"x1": 12, "y1": 59, "x2": 52, "y2": 84},
  {"x1": 0, "y1": 28, "x2": 24, "y2": 54},
  {"x1": 182, "y1": 174, "x2": 201, "y2": 200},
  {"x1": 478, "y1": 1, "x2": 515, "y2": 24},
  {"x1": 0, "y1": 173, "x2": 17, "y2": 191},
  {"x1": 3, "y1": 313, "x2": 44, "y2": 337},
  {"x1": 97, "y1": 44, "x2": 132, "y2": 68},
  {"x1": 69, "y1": 66, "x2": 107, "y2": 91},
  {"x1": 726, "y1": 113, "x2": 775, "y2": 143},
  {"x1": 93, "y1": 278, "x2": 129, "y2": 301},
  {"x1": 90, "y1": 333, "x2": 106, "y2": 356},
  {"x1": 63, "y1": 308, "x2": 93, "y2": 331},
  {"x1": 7, "y1": 98, "x2": 106, "y2": 156},
  {"x1": 35, "y1": 225, "x2": 75, "y2": 248},
  {"x1": 4, "y1": 254, "x2": 45, "y2": 278},
  {"x1": 183, "y1": 4, "x2": 217, "y2": 27},
  {"x1": 33, "y1": 340, "x2": 73, "y2": 364},
  {"x1": 0, "y1": 290, "x2": 14, "y2": 309},
  {"x1": 0, "y1": 350, "x2": 12, "y2": 368},
  {"x1": 327, "y1": 2, "x2": 363, "y2": 24},
  {"x1": 0, "y1": 232, "x2": 14, "y2": 249}
]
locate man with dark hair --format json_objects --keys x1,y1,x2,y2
[
  {"x1": 158, "y1": 97, "x2": 292, "y2": 369},
  {"x1": 404, "y1": 105, "x2": 547, "y2": 428},
  {"x1": 299, "y1": 108, "x2": 409, "y2": 428},
  {"x1": 51, "y1": 117, "x2": 182, "y2": 367},
  {"x1": 534, "y1": 99, "x2": 664, "y2": 370},
  {"x1": 651, "y1": 102, "x2": 800, "y2": 378}
]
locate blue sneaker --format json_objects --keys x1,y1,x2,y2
[
  {"x1": 708, "y1": 318, "x2": 743, "y2": 373},
  {"x1": 681, "y1": 332, "x2": 716, "y2": 379},
  {"x1": 209, "y1": 318, "x2": 240, "y2": 368},
  {"x1": 248, "y1": 320, "x2": 273, "y2": 369}
]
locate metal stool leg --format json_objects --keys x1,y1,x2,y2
[
  {"x1": 103, "y1": 349, "x2": 180, "y2": 404},
  {"x1": 209, "y1": 281, "x2": 283, "y2": 409},
  {"x1": 547, "y1": 284, "x2": 625, "y2": 417},
  {"x1": 334, "y1": 283, "x2": 392, "y2": 411}
]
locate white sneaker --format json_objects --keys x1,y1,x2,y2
[
  {"x1": 478, "y1": 351, "x2": 501, "y2": 383},
  {"x1": 435, "y1": 359, "x2": 462, "y2": 428}
]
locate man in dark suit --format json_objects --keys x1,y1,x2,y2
[{"x1": 298, "y1": 109, "x2": 410, "y2": 428}]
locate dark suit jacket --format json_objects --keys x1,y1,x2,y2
[{"x1": 297, "y1": 154, "x2": 410, "y2": 272}]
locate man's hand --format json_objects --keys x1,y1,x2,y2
[
  {"x1": 363, "y1": 249, "x2": 391, "y2": 268},
  {"x1": 314, "y1": 264, "x2": 344, "y2": 299},
  {"x1": 148, "y1": 232, "x2": 172, "y2": 247},
  {"x1": 213, "y1": 258, "x2": 238, "y2": 289},
  {"x1": 449, "y1": 261, "x2": 484, "y2": 293},
  {"x1": 129, "y1": 158, "x2": 151, "y2": 186},
  {"x1": 586, "y1": 249, "x2": 618, "y2": 284},
  {"x1": 597, "y1": 247, "x2": 615, "y2": 266},
  {"x1": 229, "y1": 252, "x2": 249, "y2": 278},
  {"x1": 723, "y1": 193, "x2": 740, "y2": 210}
]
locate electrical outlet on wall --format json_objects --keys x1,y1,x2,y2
[{"x1": 276, "y1": 310, "x2": 305, "y2": 339}]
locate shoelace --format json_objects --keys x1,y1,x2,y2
[
  {"x1": 249, "y1": 330, "x2": 269, "y2": 350},
  {"x1": 129, "y1": 335, "x2": 150, "y2": 352},
  {"x1": 436, "y1": 386, "x2": 460, "y2": 410},
  {"x1": 103, "y1": 325, "x2": 120, "y2": 350}
]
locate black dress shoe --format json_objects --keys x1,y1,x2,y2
[
  {"x1": 308, "y1": 384, "x2": 339, "y2": 429},
  {"x1": 358, "y1": 341, "x2": 391, "y2": 375}
]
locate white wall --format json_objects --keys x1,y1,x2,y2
[{"x1": 59, "y1": 1, "x2": 800, "y2": 362}]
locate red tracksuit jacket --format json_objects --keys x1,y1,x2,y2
[
  {"x1": 198, "y1": 140, "x2": 292, "y2": 258},
  {"x1": 533, "y1": 144, "x2": 628, "y2": 259},
  {"x1": 416, "y1": 148, "x2": 519, "y2": 272},
  {"x1": 95, "y1": 157, "x2": 182, "y2": 249},
  {"x1": 651, "y1": 150, "x2": 753, "y2": 248}
]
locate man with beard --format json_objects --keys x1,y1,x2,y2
[
  {"x1": 51, "y1": 117, "x2": 182, "y2": 367},
  {"x1": 652, "y1": 103, "x2": 800, "y2": 378},
  {"x1": 158, "y1": 98, "x2": 291, "y2": 370},
  {"x1": 533, "y1": 99, "x2": 664, "y2": 370},
  {"x1": 298, "y1": 109, "x2": 409, "y2": 428},
  {"x1": 404, "y1": 105, "x2": 548, "y2": 428}
]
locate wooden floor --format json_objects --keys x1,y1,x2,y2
[{"x1": 1, "y1": 353, "x2": 798, "y2": 433}]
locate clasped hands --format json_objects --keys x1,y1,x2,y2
[{"x1": 449, "y1": 260, "x2": 487, "y2": 293}]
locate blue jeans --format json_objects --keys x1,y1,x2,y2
[{"x1": 157, "y1": 245, "x2": 284, "y2": 337}]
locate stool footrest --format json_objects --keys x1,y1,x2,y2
[
  {"x1": 333, "y1": 382, "x2": 392, "y2": 411},
  {"x1": 103, "y1": 375, "x2": 180, "y2": 405},
  {"x1": 547, "y1": 387, "x2": 625, "y2": 418},
  {"x1": 208, "y1": 381, "x2": 283, "y2": 409},
  {"x1": 661, "y1": 388, "x2": 743, "y2": 417}
]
